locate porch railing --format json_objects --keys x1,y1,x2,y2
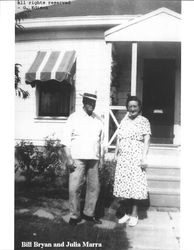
[{"x1": 107, "y1": 105, "x2": 127, "y2": 149}]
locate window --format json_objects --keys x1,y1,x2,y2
[{"x1": 37, "y1": 80, "x2": 72, "y2": 117}]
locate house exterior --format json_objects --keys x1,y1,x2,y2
[
  {"x1": 15, "y1": 0, "x2": 181, "y2": 146},
  {"x1": 15, "y1": 0, "x2": 181, "y2": 207}
]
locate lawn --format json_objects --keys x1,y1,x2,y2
[{"x1": 15, "y1": 184, "x2": 131, "y2": 250}]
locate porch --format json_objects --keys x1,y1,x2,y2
[{"x1": 104, "y1": 8, "x2": 181, "y2": 149}]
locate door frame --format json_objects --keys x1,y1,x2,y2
[{"x1": 142, "y1": 58, "x2": 176, "y2": 144}]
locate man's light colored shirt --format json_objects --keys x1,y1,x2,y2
[{"x1": 61, "y1": 109, "x2": 104, "y2": 160}]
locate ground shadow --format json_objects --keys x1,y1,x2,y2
[
  {"x1": 94, "y1": 185, "x2": 115, "y2": 219},
  {"x1": 15, "y1": 184, "x2": 131, "y2": 250},
  {"x1": 15, "y1": 214, "x2": 130, "y2": 250}
]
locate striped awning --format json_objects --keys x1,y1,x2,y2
[{"x1": 25, "y1": 50, "x2": 76, "y2": 85}]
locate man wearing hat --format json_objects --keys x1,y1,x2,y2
[{"x1": 61, "y1": 92, "x2": 104, "y2": 225}]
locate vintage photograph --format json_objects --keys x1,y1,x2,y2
[{"x1": 14, "y1": 0, "x2": 181, "y2": 249}]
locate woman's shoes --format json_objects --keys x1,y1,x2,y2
[
  {"x1": 118, "y1": 214, "x2": 131, "y2": 224},
  {"x1": 128, "y1": 216, "x2": 138, "y2": 227},
  {"x1": 118, "y1": 214, "x2": 138, "y2": 226}
]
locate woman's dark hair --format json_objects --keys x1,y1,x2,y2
[{"x1": 125, "y1": 95, "x2": 142, "y2": 111}]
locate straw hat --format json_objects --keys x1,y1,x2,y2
[{"x1": 80, "y1": 91, "x2": 97, "y2": 101}]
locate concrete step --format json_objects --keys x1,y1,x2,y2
[
  {"x1": 147, "y1": 148, "x2": 180, "y2": 167},
  {"x1": 149, "y1": 188, "x2": 180, "y2": 208},
  {"x1": 147, "y1": 157, "x2": 180, "y2": 168},
  {"x1": 146, "y1": 165, "x2": 180, "y2": 177},
  {"x1": 149, "y1": 144, "x2": 180, "y2": 152},
  {"x1": 147, "y1": 175, "x2": 180, "y2": 189},
  {"x1": 150, "y1": 187, "x2": 180, "y2": 195},
  {"x1": 148, "y1": 145, "x2": 180, "y2": 166}
]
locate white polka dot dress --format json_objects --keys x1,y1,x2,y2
[{"x1": 113, "y1": 115, "x2": 151, "y2": 200}]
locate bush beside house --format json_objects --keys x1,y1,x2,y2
[
  {"x1": 15, "y1": 139, "x2": 116, "y2": 203},
  {"x1": 15, "y1": 139, "x2": 67, "y2": 186}
]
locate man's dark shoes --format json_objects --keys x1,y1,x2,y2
[
  {"x1": 82, "y1": 214, "x2": 102, "y2": 224},
  {"x1": 69, "y1": 217, "x2": 82, "y2": 226}
]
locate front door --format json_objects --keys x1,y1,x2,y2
[{"x1": 142, "y1": 59, "x2": 175, "y2": 144}]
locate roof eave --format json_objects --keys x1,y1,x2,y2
[
  {"x1": 105, "y1": 8, "x2": 181, "y2": 38},
  {"x1": 18, "y1": 15, "x2": 140, "y2": 30}
]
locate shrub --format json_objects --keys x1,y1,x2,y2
[
  {"x1": 98, "y1": 160, "x2": 116, "y2": 206},
  {"x1": 15, "y1": 138, "x2": 67, "y2": 184},
  {"x1": 15, "y1": 139, "x2": 116, "y2": 204},
  {"x1": 99, "y1": 160, "x2": 116, "y2": 188}
]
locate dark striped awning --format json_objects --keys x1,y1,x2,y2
[{"x1": 25, "y1": 50, "x2": 76, "y2": 85}]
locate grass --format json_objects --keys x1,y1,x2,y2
[{"x1": 15, "y1": 183, "x2": 131, "y2": 250}]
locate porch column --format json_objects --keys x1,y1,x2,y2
[
  {"x1": 104, "y1": 42, "x2": 112, "y2": 149},
  {"x1": 131, "y1": 42, "x2": 138, "y2": 95}
]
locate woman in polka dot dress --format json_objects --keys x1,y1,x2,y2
[{"x1": 113, "y1": 95, "x2": 151, "y2": 226}]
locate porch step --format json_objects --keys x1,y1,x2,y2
[
  {"x1": 147, "y1": 165, "x2": 180, "y2": 208},
  {"x1": 149, "y1": 188, "x2": 180, "y2": 208},
  {"x1": 147, "y1": 146, "x2": 180, "y2": 208},
  {"x1": 146, "y1": 165, "x2": 180, "y2": 177},
  {"x1": 147, "y1": 149, "x2": 180, "y2": 168},
  {"x1": 149, "y1": 144, "x2": 180, "y2": 156},
  {"x1": 145, "y1": 145, "x2": 180, "y2": 208},
  {"x1": 150, "y1": 143, "x2": 180, "y2": 148},
  {"x1": 147, "y1": 175, "x2": 180, "y2": 189}
]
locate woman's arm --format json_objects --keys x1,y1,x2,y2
[{"x1": 141, "y1": 134, "x2": 150, "y2": 169}]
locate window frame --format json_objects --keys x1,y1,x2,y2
[{"x1": 35, "y1": 80, "x2": 75, "y2": 120}]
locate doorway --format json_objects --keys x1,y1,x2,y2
[{"x1": 142, "y1": 59, "x2": 175, "y2": 144}]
